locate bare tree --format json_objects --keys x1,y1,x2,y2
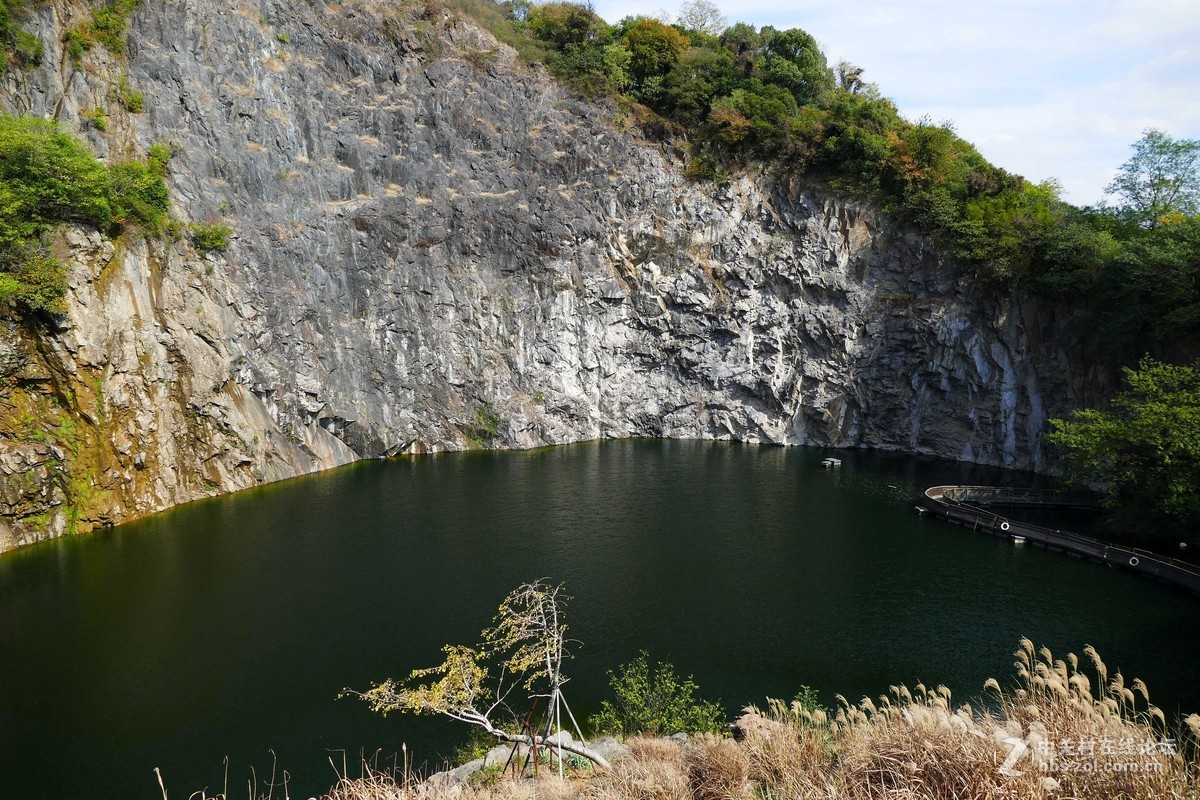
[
  {"x1": 676, "y1": 0, "x2": 726, "y2": 35},
  {"x1": 347, "y1": 580, "x2": 611, "y2": 773},
  {"x1": 835, "y1": 60, "x2": 865, "y2": 94}
]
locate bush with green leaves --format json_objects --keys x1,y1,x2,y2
[
  {"x1": 190, "y1": 222, "x2": 232, "y2": 253},
  {"x1": 1047, "y1": 357, "x2": 1200, "y2": 544},
  {"x1": 109, "y1": 160, "x2": 170, "y2": 232},
  {"x1": 0, "y1": 251, "x2": 67, "y2": 314},
  {"x1": 464, "y1": 402, "x2": 501, "y2": 447},
  {"x1": 83, "y1": 106, "x2": 108, "y2": 131},
  {"x1": 525, "y1": 1, "x2": 605, "y2": 49},
  {"x1": 588, "y1": 652, "x2": 725, "y2": 738}
]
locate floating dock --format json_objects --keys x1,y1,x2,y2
[{"x1": 920, "y1": 485, "x2": 1200, "y2": 595}]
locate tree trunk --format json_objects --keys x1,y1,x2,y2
[{"x1": 497, "y1": 732, "x2": 612, "y2": 771}]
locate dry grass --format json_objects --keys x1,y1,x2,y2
[
  {"x1": 323, "y1": 764, "x2": 581, "y2": 800},
  {"x1": 590, "y1": 737, "x2": 690, "y2": 800},
  {"x1": 320, "y1": 641, "x2": 1199, "y2": 800},
  {"x1": 686, "y1": 735, "x2": 750, "y2": 800}
]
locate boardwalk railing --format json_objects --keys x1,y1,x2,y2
[
  {"x1": 938, "y1": 485, "x2": 1098, "y2": 510},
  {"x1": 922, "y1": 485, "x2": 1200, "y2": 595}
]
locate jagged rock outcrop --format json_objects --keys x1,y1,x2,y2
[{"x1": 0, "y1": 0, "x2": 1108, "y2": 552}]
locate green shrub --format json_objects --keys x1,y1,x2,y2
[
  {"x1": 0, "y1": 0, "x2": 42, "y2": 73},
  {"x1": 161, "y1": 217, "x2": 185, "y2": 241},
  {"x1": 109, "y1": 74, "x2": 145, "y2": 112},
  {"x1": 108, "y1": 159, "x2": 170, "y2": 232},
  {"x1": 526, "y1": 1, "x2": 606, "y2": 49},
  {"x1": 190, "y1": 222, "x2": 232, "y2": 253},
  {"x1": 64, "y1": 27, "x2": 87, "y2": 66},
  {"x1": 276, "y1": 32, "x2": 290, "y2": 44},
  {"x1": 146, "y1": 141, "x2": 177, "y2": 174},
  {"x1": 0, "y1": 251, "x2": 67, "y2": 314},
  {"x1": 622, "y1": 18, "x2": 689, "y2": 95},
  {"x1": 589, "y1": 652, "x2": 725, "y2": 738},
  {"x1": 1048, "y1": 357, "x2": 1200, "y2": 542},
  {"x1": 0, "y1": 115, "x2": 113, "y2": 234},
  {"x1": 82, "y1": 106, "x2": 108, "y2": 131},
  {"x1": 544, "y1": 42, "x2": 615, "y2": 96},
  {"x1": 90, "y1": 0, "x2": 139, "y2": 53},
  {"x1": 464, "y1": 402, "x2": 501, "y2": 447},
  {"x1": 10, "y1": 28, "x2": 41, "y2": 67},
  {"x1": 0, "y1": 0, "x2": 16, "y2": 45},
  {"x1": 63, "y1": 0, "x2": 141, "y2": 63}
]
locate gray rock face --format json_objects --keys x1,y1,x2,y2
[
  {"x1": 589, "y1": 736, "x2": 631, "y2": 763},
  {"x1": 428, "y1": 755, "x2": 486, "y2": 787},
  {"x1": 0, "y1": 0, "x2": 1106, "y2": 552},
  {"x1": 484, "y1": 743, "x2": 523, "y2": 767}
]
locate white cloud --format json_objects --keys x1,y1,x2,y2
[{"x1": 591, "y1": 0, "x2": 1200, "y2": 205}]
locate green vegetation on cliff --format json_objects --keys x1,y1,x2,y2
[
  {"x1": 64, "y1": 0, "x2": 140, "y2": 64},
  {"x1": 454, "y1": 1, "x2": 1200, "y2": 355},
  {"x1": 190, "y1": 221, "x2": 232, "y2": 253},
  {"x1": 0, "y1": 114, "x2": 171, "y2": 317},
  {"x1": 0, "y1": 0, "x2": 43, "y2": 72}
]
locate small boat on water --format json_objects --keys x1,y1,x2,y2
[{"x1": 1012, "y1": 535, "x2": 1027, "y2": 545}]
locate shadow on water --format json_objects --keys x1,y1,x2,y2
[{"x1": 0, "y1": 440, "x2": 1197, "y2": 798}]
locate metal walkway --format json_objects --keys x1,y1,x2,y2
[{"x1": 921, "y1": 485, "x2": 1200, "y2": 595}]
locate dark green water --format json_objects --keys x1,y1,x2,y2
[{"x1": 1, "y1": 440, "x2": 1198, "y2": 800}]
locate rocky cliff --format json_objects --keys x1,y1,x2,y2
[{"x1": 0, "y1": 0, "x2": 1108, "y2": 552}]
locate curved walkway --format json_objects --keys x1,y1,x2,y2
[{"x1": 922, "y1": 485, "x2": 1200, "y2": 595}]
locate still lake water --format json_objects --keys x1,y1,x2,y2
[{"x1": 1, "y1": 440, "x2": 1198, "y2": 799}]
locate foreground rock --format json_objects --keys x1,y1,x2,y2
[{"x1": 428, "y1": 733, "x2": 630, "y2": 787}]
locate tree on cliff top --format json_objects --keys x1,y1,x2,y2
[{"x1": 1105, "y1": 129, "x2": 1200, "y2": 229}]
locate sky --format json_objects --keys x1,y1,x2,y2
[{"x1": 590, "y1": 0, "x2": 1200, "y2": 206}]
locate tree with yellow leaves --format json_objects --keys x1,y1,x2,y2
[{"x1": 346, "y1": 579, "x2": 611, "y2": 772}]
